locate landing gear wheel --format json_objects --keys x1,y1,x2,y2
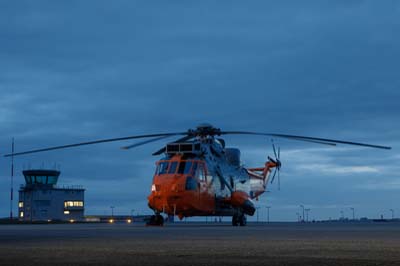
[
  {"x1": 232, "y1": 214, "x2": 239, "y2": 226},
  {"x1": 239, "y1": 214, "x2": 247, "y2": 226},
  {"x1": 156, "y1": 214, "x2": 164, "y2": 226},
  {"x1": 147, "y1": 214, "x2": 164, "y2": 226}
]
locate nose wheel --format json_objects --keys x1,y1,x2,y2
[
  {"x1": 147, "y1": 214, "x2": 164, "y2": 226},
  {"x1": 232, "y1": 213, "x2": 247, "y2": 226}
]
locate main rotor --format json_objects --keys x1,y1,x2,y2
[{"x1": 4, "y1": 123, "x2": 391, "y2": 157}]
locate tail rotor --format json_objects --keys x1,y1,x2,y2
[{"x1": 269, "y1": 141, "x2": 282, "y2": 190}]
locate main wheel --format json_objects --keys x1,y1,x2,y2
[
  {"x1": 147, "y1": 214, "x2": 164, "y2": 226},
  {"x1": 239, "y1": 214, "x2": 247, "y2": 226},
  {"x1": 232, "y1": 214, "x2": 239, "y2": 226},
  {"x1": 156, "y1": 214, "x2": 164, "y2": 226}
]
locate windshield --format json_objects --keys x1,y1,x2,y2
[
  {"x1": 157, "y1": 160, "x2": 200, "y2": 175},
  {"x1": 168, "y1": 162, "x2": 178, "y2": 174},
  {"x1": 157, "y1": 162, "x2": 169, "y2": 175},
  {"x1": 177, "y1": 161, "x2": 193, "y2": 174}
]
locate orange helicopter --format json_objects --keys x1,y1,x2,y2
[{"x1": 5, "y1": 123, "x2": 391, "y2": 226}]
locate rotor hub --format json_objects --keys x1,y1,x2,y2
[{"x1": 189, "y1": 123, "x2": 221, "y2": 137}]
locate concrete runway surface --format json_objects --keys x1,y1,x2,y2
[{"x1": 1, "y1": 222, "x2": 400, "y2": 266}]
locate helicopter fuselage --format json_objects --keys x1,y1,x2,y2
[{"x1": 147, "y1": 139, "x2": 276, "y2": 220}]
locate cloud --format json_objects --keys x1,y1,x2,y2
[
  {"x1": 356, "y1": 180, "x2": 400, "y2": 191},
  {"x1": 297, "y1": 164, "x2": 379, "y2": 175},
  {"x1": 0, "y1": 1, "x2": 398, "y2": 219}
]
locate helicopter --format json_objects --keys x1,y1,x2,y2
[{"x1": 5, "y1": 123, "x2": 391, "y2": 226}]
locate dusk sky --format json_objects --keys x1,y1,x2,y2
[{"x1": 1, "y1": 1, "x2": 399, "y2": 221}]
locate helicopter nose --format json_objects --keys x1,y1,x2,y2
[{"x1": 148, "y1": 176, "x2": 186, "y2": 210}]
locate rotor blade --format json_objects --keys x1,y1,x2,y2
[
  {"x1": 270, "y1": 168, "x2": 277, "y2": 184},
  {"x1": 220, "y1": 131, "x2": 391, "y2": 150},
  {"x1": 121, "y1": 135, "x2": 173, "y2": 150},
  {"x1": 268, "y1": 156, "x2": 277, "y2": 164},
  {"x1": 278, "y1": 170, "x2": 281, "y2": 191},
  {"x1": 288, "y1": 137, "x2": 336, "y2": 146},
  {"x1": 278, "y1": 147, "x2": 280, "y2": 160},
  {"x1": 272, "y1": 142, "x2": 278, "y2": 158},
  {"x1": 4, "y1": 132, "x2": 188, "y2": 157},
  {"x1": 152, "y1": 135, "x2": 195, "y2": 156}
]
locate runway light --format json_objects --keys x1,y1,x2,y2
[
  {"x1": 47, "y1": 219, "x2": 52, "y2": 223},
  {"x1": 127, "y1": 219, "x2": 132, "y2": 223},
  {"x1": 69, "y1": 219, "x2": 75, "y2": 223},
  {"x1": 109, "y1": 219, "x2": 114, "y2": 223}
]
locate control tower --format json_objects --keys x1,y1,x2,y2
[{"x1": 18, "y1": 169, "x2": 85, "y2": 222}]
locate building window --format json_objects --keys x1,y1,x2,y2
[
  {"x1": 64, "y1": 201, "x2": 84, "y2": 207},
  {"x1": 64, "y1": 210, "x2": 70, "y2": 215},
  {"x1": 19, "y1": 212, "x2": 24, "y2": 218},
  {"x1": 18, "y1": 202, "x2": 23, "y2": 208}
]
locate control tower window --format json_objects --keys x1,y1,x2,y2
[
  {"x1": 47, "y1": 176, "x2": 58, "y2": 185},
  {"x1": 24, "y1": 176, "x2": 32, "y2": 184},
  {"x1": 34, "y1": 176, "x2": 47, "y2": 184},
  {"x1": 168, "y1": 162, "x2": 178, "y2": 174}
]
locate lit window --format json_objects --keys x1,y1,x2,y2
[
  {"x1": 18, "y1": 202, "x2": 23, "y2": 208},
  {"x1": 74, "y1": 201, "x2": 83, "y2": 207},
  {"x1": 64, "y1": 210, "x2": 70, "y2": 215},
  {"x1": 19, "y1": 212, "x2": 24, "y2": 218},
  {"x1": 64, "y1": 201, "x2": 84, "y2": 207}
]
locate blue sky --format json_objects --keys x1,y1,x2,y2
[{"x1": 1, "y1": 1, "x2": 399, "y2": 221}]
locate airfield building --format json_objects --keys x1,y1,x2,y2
[{"x1": 18, "y1": 169, "x2": 85, "y2": 222}]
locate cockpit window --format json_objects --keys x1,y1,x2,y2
[
  {"x1": 157, "y1": 162, "x2": 169, "y2": 175},
  {"x1": 192, "y1": 162, "x2": 198, "y2": 175},
  {"x1": 168, "y1": 162, "x2": 178, "y2": 174},
  {"x1": 177, "y1": 161, "x2": 193, "y2": 174},
  {"x1": 184, "y1": 161, "x2": 192, "y2": 174},
  {"x1": 177, "y1": 161, "x2": 186, "y2": 174},
  {"x1": 196, "y1": 163, "x2": 206, "y2": 181}
]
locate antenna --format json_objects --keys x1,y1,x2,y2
[{"x1": 10, "y1": 138, "x2": 15, "y2": 221}]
